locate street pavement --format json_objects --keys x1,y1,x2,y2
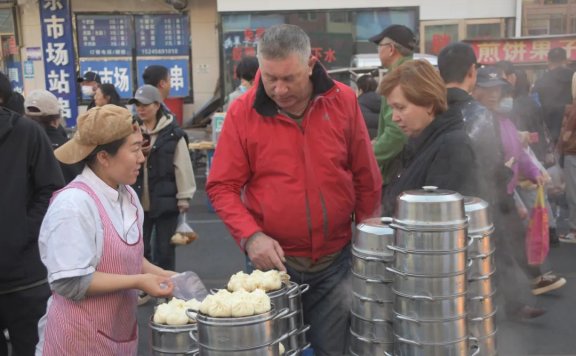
[{"x1": 137, "y1": 169, "x2": 576, "y2": 355}]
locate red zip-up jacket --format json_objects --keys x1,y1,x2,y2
[{"x1": 206, "y1": 64, "x2": 382, "y2": 261}]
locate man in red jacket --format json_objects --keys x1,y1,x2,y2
[{"x1": 206, "y1": 24, "x2": 382, "y2": 355}]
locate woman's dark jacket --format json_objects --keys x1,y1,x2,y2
[
  {"x1": 358, "y1": 91, "x2": 381, "y2": 139},
  {"x1": 383, "y1": 106, "x2": 478, "y2": 215},
  {"x1": 133, "y1": 120, "x2": 187, "y2": 218}
]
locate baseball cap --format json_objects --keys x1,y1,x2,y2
[
  {"x1": 77, "y1": 71, "x2": 101, "y2": 84},
  {"x1": 128, "y1": 84, "x2": 163, "y2": 105},
  {"x1": 24, "y1": 90, "x2": 60, "y2": 117},
  {"x1": 369, "y1": 24, "x2": 417, "y2": 52},
  {"x1": 476, "y1": 66, "x2": 510, "y2": 88},
  {"x1": 55, "y1": 105, "x2": 136, "y2": 164}
]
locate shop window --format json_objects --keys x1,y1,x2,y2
[
  {"x1": 466, "y1": 23, "x2": 502, "y2": 40},
  {"x1": 424, "y1": 24, "x2": 459, "y2": 55},
  {"x1": 0, "y1": 8, "x2": 20, "y2": 92},
  {"x1": 549, "y1": 15, "x2": 565, "y2": 34},
  {"x1": 329, "y1": 11, "x2": 350, "y2": 24}
]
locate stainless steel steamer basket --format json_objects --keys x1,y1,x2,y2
[
  {"x1": 393, "y1": 313, "x2": 469, "y2": 344},
  {"x1": 390, "y1": 245, "x2": 469, "y2": 276},
  {"x1": 350, "y1": 311, "x2": 394, "y2": 341},
  {"x1": 467, "y1": 292, "x2": 497, "y2": 318},
  {"x1": 393, "y1": 187, "x2": 467, "y2": 228},
  {"x1": 387, "y1": 266, "x2": 468, "y2": 298},
  {"x1": 468, "y1": 269, "x2": 497, "y2": 297},
  {"x1": 392, "y1": 227, "x2": 469, "y2": 252},
  {"x1": 464, "y1": 196, "x2": 493, "y2": 235},
  {"x1": 351, "y1": 248, "x2": 394, "y2": 281},
  {"x1": 187, "y1": 307, "x2": 289, "y2": 351},
  {"x1": 351, "y1": 292, "x2": 394, "y2": 321},
  {"x1": 149, "y1": 318, "x2": 198, "y2": 355},
  {"x1": 393, "y1": 290, "x2": 467, "y2": 320},
  {"x1": 351, "y1": 271, "x2": 394, "y2": 301},
  {"x1": 394, "y1": 334, "x2": 480, "y2": 356},
  {"x1": 468, "y1": 252, "x2": 496, "y2": 280},
  {"x1": 349, "y1": 329, "x2": 394, "y2": 355},
  {"x1": 354, "y1": 217, "x2": 395, "y2": 257}
]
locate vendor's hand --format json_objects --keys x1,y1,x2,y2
[
  {"x1": 245, "y1": 232, "x2": 286, "y2": 272},
  {"x1": 161, "y1": 270, "x2": 178, "y2": 278},
  {"x1": 138, "y1": 273, "x2": 174, "y2": 298}
]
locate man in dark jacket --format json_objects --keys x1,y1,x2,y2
[
  {"x1": 533, "y1": 47, "x2": 574, "y2": 144},
  {"x1": 438, "y1": 43, "x2": 547, "y2": 319},
  {"x1": 0, "y1": 72, "x2": 65, "y2": 355}
]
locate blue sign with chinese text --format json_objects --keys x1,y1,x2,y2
[
  {"x1": 136, "y1": 58, "x2": 189, "y2": 98},
  {"x1": 40, "y1": 0, "x2": 78, "y2": 127},
  {"x1": 7, "y1": 61, "x2": 23, "y2": 93},
  {"x1": 79, "y1": 59, "x2": 133, "y2": 99},
  {"x1": 77, "y1": 14, "x2": 133, "y2": 57},
  {"x1": 135, "y1": 14, "x2": 189, "y2": 56}
]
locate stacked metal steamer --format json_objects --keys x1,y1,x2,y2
[
  {"x1": 387, "y1": 187, "x2": 476, "y2": 356},
  {"x1": 187, "y1": 305, "x2": 290, "y2": 356},
  {"x1": 267, "y1": 282, "x2": 311, "y2": 354},
  {"x1": 465, "y1": 197, "x2": 498, "y2": 356},
  {"x1": 192, "y1": 281, "x2": 311, "y2": 356},
  {"x1": 349, "y1": 217, "x2": 396, "y2": 355}
]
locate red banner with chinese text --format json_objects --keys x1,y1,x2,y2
[{"x1": 468, "y1": 36, "x2": 576, "y2": 65}]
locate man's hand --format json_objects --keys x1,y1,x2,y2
[{"x1": 245, "y1": 232, "x2": 286, "y2": 272}]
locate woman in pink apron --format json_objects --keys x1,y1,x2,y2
[{"x1": 36, "y1": 105, "x2": 175, "y2": 355}]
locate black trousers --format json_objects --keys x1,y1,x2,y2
[
  {"x1": 0, "y1": 283, "x2": 50, "y2": 356},
  {"x1": 143, "y1": 212, "x2": 178, "y2": 270}
]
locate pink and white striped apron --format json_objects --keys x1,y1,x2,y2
[{"x1": 42, "y1": 181, "x2": 143, "y2": 356}]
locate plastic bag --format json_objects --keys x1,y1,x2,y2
[
  {"x1": 170, "y1": 213, "x2": 198, "y2": 245},
  {"x1": 170, "y1": 271, "x2": 209, "y2": 301},
  {"x1": 525, "y1": 185, "x2": 550, "y2": 266}
]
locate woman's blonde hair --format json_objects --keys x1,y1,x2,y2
[{"x1": 379, "y1": 60, "x2": 448, "y2": 115}]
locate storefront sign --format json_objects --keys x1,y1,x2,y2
[
  {"x1": 135, "y1": 14, "x2": 189, "y2": 56},
  {"x1": 26, "y1": 46, "x2": 43, "y2": 61},
  {"x1": 77, "y1": 15, "x2": 133, "y2": 57},
  {"x1": 39, "y1": 0, "x2": 78, "y2": 127},
  {"x1": 468, "y1": 36, "x2": 576, "y2": 64},
  {"x1": 136, "y1": 58, "x2": 189, "y2": 98},
  {"x1": 7, "y1": 61, "x2": 22, "y2": 93},
  {"x1": 23, "y1": 60, "x2": 34, "y2": 79},
  {"x1": 79, "y1": 59, "x2": 133, "y2": 99}
]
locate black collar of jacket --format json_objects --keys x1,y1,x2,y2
[
  {"x1": 404, "y1": 106, "x2": 464, "y2": 161},
  {"x1": 253, "y1": 62, "x2": 335, "y2": 117},
  {"x1": 446, "y1": 87, "x2": 473, "y2": 106}
]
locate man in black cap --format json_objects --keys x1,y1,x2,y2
[
  {"x1": 533, "y1": 47, "x2": 574, "y2": 144},
  {"x1": 77, "y1": 71, "x2": 101, "y2": 110},
  {"x1": 369, "y1": 24, "x2": 416, "y2": 191}
]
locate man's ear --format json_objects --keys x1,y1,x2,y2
[{"x1": 308, "y1": 56, "x2": 318, "y2": 75}]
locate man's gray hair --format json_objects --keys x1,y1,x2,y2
[
  {"x1": 385, "y1": 37, "x2": 414, "y2": 57},
  {"x1": 257, "y1": 24, "x2": 311, "y2": 63}
]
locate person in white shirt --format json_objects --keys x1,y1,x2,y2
[{"x1": 36, "y1": 105, "x2": 175, "y2": 356}]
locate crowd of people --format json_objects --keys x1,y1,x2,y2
[
  {"x1": 0, "y1": 64, "x2": 196, "y2": 355},
  {"x1": 0, "y1": 21, "x2": 575, "y2": 356}
]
